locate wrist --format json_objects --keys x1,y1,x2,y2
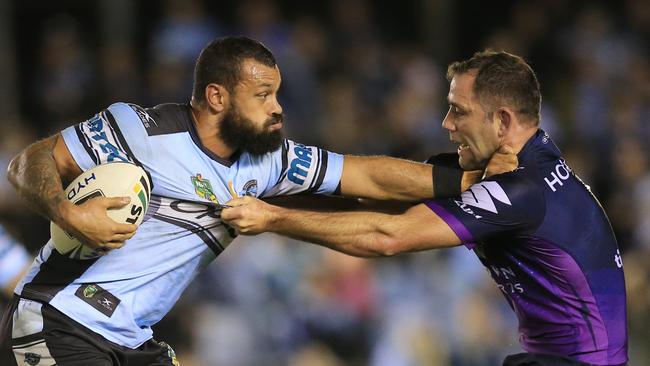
[
  {"x1": 430, "y1": 153, "x2": 464, "y2": 198},
  {"x1": 461, "y1": 170, "x2": 483, "y2": 191},
  {"x1": 53, "y1": 198, "x2": 76, "y2": 229},
  {"x1": 265, "y1": 205, "x2": 286, "y2": 232}
]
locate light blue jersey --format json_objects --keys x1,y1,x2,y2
[
  {"x1": 15, "y1": 102, "x2": 344, "y2": 348},
  {"x1": 0, "y1": 225, "x2": 30, "y2": 290}
]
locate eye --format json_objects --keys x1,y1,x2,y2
[
  {"x1": 450, "y1": 105, "x2": 464, "y2": 116},
  {"x1": 257, "y1": 92, "x2": 269, "y2": 99}
]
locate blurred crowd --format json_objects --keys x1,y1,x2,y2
[{"x1": 0, "y1": 0, "x2": 648, "y2": 365}]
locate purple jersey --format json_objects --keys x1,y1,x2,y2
[{"x1": 426, "y1": 130, "x2": 627, "y2": 365}]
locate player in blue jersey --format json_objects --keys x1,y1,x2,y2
[
  {"x1": 0, "y1": 37, "x2": 514, "y2": 365},
  {"x1": 222, "y1": 51, "x2": 628, "y2": 366}
]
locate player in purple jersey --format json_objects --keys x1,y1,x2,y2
[{"x1": 222, "y1": 51, "x2": 628, "y2": 366}]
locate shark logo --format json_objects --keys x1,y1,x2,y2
[{"x1": 241, "y1": 180, "x2": 258, "y2": 197}]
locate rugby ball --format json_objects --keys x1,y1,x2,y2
[{"x1": 50, "y1": 162, "x2": 152, "y2": 260}]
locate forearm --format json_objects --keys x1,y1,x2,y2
[
  {"x1": 342, "y1": 155, "x2": 481, "y2": 201},
  {"x1": 267, "y1": 206, "x2": 398, "y2": 257},
  {"x1": 6, "y1": 135, "x2": 72, "y2": 225},
  {"x1": 342, "y1": 155, "x2": 432, "y2": 201}
]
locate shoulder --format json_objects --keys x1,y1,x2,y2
[
  {"x1": 489, "y1": 168, "x2": 542, "y2": 196},
  {"x1": 106, "y1": 102, "x2": 191, "y2": 136},
  {"x1": 263, "y1": 139, "x2": 314, "y2": 164},
  {"x1": 105, "y1": 102, "x2": 138, "y2": 120}
]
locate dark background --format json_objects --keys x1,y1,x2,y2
[{"x1": 0, "y1": 0, "x2": 648, "y2": 364}]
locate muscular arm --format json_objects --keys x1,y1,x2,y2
[
  {"x1": 222, "y1": 197, "x2": 461, "y2": 257},
  {"x1": 6, "y1": 134, "x2": 81, "y2": 225},
  {"x1": 340, "y1": 155, "x2": 481, "y2": 200},
  {"x1": 262, "y1": 149, "x2": 515, "y2": 216},
  {"x1": 6, "y1": 133, "x2": 137, "y2": 250}
]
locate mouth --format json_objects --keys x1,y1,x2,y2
[
  {"x1": 268, "y1": 122, "x2": 283, "y2": 131},
  {"x1": 452, "y1": 139, "x2": 470, "y2": 152}
]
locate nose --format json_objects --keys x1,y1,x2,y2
[
  {"x1": 271, "y1": 96, "x2": 283, "y2": 116},
  {"x1": 441, "y1": 111, "x2": 455, "y2": 132}
]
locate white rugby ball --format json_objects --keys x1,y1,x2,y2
[{"x1": 50, "y1": 162, "x2": 152, "y2": 260}]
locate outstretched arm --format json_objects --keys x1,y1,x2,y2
[
  {"x1": 223, "y1": 147, "x2": 517, "y2": 255},
  {"x1": 340, "y1": 155, "x2": 478, "y2": 200},
  {"x1": 222, "y1": 196, "x2": 461, "y2": 257},
  {"x1": 6, "y1": 133, "x2": 137, "y2": 251},
  {"x1": 340, "y1": 145, "x2": 516, "y2": 201}
]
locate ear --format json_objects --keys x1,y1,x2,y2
[
  {"x1": 496, "y1": 107, "x2": 513, "y2": 138},
  {"x1": 204, "y1": 83, "x2": 230, "y2": 113}
]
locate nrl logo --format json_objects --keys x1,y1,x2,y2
[
  {"x1": 83, "y1": 284, "x2": 98, "y2": 298},
  {"x1": 191, "y1": 174, "x2": 218, "y2": 202}
]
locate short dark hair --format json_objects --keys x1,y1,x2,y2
[
  {"x1": 447, "y1": 50, "x2": 541, "y2": 125},
  {"x1": 192, "y1": 36, "x2": 277, "y2": 105}
]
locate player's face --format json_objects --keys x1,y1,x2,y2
[
  {"x1": 220, "y1": 59, "x2": 285, "y2": 155},
  {"x1": 231, "y1": 59, "x2": 284, "y2": 134},
  {"x1": 442, "y1": 71, "x2": 501, "y2": 170}
]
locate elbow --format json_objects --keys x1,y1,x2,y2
[{"x1": 368, "y1": 233, "x2": 407, "y2": 257}]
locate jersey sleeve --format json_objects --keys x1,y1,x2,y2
[
  {"x1": 260, "y1": 139, "x2": 344, "y2": 197},
  {"x1": 60, "y1": 102, "x2": 151, "y2": 171},
  {"x1": 424, "y1": 172, "x2": 545, "y2": 249},
  {"x1": 0, "y1": 226, "x2": 30, "y2": 289}
]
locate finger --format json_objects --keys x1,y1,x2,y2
[
  {"x1": 104, "y1": 241, "x2": 124, "y2": 249},
  {"x1": 225, "y1": 197, "x2": 248, "y2": 207},
  {"x1": 110, "y1": 232, "x2": 135, "y2": 242},
  {"x1": 498, "y1": 145, "x2": 514, "y2": 155},
  {"x1": 112, "y1": 223, "x2": 138, "y2": 234},
  {"x1": 220, "y1": 207, "x2": 239, "y2": 221},
  {"x1": 94, "y1": 242, "x2": 123, "y2": 254},
  {"x1": 106, "y1": 240, "x2": 126, "y2": 248},
  {"x1": 105, "y1": 197, "x2": 131, "y2": 209}
]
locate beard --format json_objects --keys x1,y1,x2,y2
[{"x1": 219, "y1": 104, "x2": 284, "y2": 156}]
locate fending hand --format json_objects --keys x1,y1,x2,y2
[{"x1": 484, "y1": 145, "x2": 518, "y2": 178}]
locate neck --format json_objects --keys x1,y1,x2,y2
[
  {"x1": 189, "y1": 101, "x2": 237, "y2": 159},
  {"x1": 502, "y1": 124, "x2": 538, "y2": 155}
]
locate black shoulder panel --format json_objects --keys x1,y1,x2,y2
[{"x1": 128, "y1": 103, "x2": 192, "y2": 136}]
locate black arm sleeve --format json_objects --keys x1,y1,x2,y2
[{"x1": 427, "y1": 152, "x2": 464, "y2": 198}]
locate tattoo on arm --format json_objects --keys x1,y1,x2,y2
[{"x1": 7, "y1": 135, "x2": 68, "y2": 223}]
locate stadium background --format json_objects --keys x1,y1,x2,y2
[{"x1": 0, "y1": 0, "x2": 648, "y2": 364}]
